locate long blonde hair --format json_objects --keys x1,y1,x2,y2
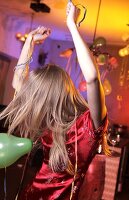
[{"x1": 0, "y1": 64, "x2": 88, "y2": 172}]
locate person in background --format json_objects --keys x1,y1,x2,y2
[{"x1": 0, "y1": 1, "x2": 110, "y2": 199}]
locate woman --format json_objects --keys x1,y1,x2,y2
[{"x1": 0, "y1": 1, "x2": 109, "y2": 200}]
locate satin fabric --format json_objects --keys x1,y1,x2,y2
[{"x1": 19, "y1": 110, "x2": 108, "y2": 200}]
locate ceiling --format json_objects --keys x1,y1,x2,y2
[{"x1": 0, "y1": 0, "x2": 129, "y2": 45}]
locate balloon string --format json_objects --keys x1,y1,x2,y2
[
  {"x1": 70, "y1": 122, "x2": 78, "y2": 200},
  {"x1": 15, "y1": 153, "x2": 31, "y2": 200},
  {"x1": 4, "y1": 167, "x2": 7, "y2": 200},
  {"x1": 101, "y1": 69, "x2": 108, "y2": 81},
  {"x1": 93, "y1": 0, "x2": 102, "y2": 42},
  {"x1": 66, "y1": 55, "x2": 72, "y2": 73}
]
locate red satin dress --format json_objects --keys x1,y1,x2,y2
[{"x1": 19, "y1": 110, "x2": 108, "y2": 200}]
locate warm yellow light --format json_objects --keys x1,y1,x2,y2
[
  {"x1": 119, "y1": 45, "x2": 129, "y2": 57},
  {"x1": 117, "y1": 95, "x2": 123, "y2": 101},
  {"x1": 119, "y1": 49, "x2": 125, "y2": 57},
  {"x1": 122, "y1": 33, "x2": 129, "y2": 42},
  {"x1": 16, "y1": 33, "x2": 22, "y2": 39},
  {"x1": 119, "y1": 80, "x2": 124, "y2": 87},
  {"x1": 103, "y1": 79, "x2": 112, "y2": 95},
  {"x1": 24, "y1": 34, "x2": 28, "y2": 39},
  {"x1": 19, "y1": 36, "x2": 26, "y2": 42},
  {"x1": 124, "y1": 48, "x2": 129, "y2": 56}
]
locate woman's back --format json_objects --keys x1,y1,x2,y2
[{"x1": 19, "y1": 110, "x2": 108, "y2": 200}]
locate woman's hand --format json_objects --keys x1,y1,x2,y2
[
  {"x1": 12, "y1": 26, "x2": 50, "y2": 92},
  {"x1": 27, "y1": 26, "x2": 51, "y2": 44},
  {"x1": 66, "y1": 1, "x2": 80, "y2": 28}
]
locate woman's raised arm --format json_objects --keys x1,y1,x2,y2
[
  {"x1": 12, "y1": 27, "x2": 51, "y2": 92},
  {"x1": 66, "y1": 1, "x2": 107, "y2": 129}
]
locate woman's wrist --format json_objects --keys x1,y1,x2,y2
[
  {"x1": 25, "y1": 34, "x2": 34, "y2": 47},
  {"x1": 16, "y1": 35, "x2": 34, "y2": 68},
  {"x1": 67, "y1": 21, "x2": 78, "y2": 34},
  {"x1": 67, "y1": 20, "x2": 77, "y2": 30},
  {"x1": 14, "y1": 56, "x2": 33, "y2": 70}
]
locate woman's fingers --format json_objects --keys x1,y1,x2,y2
[
  {"x1": 66, "y1": 1, "x2": 81, "y2": 26},
  {"x1": 66, "y1": 2, "x2": 72, "y2": 16},
  {"x1": 66, "y1": 1, "x2": 75, "y2": 13},
  {"x1": 31, "y1": 26, "x2": 51, "y2": 43},
  {"x1": 30, "y1": 27, "x2": 40, "y2": 35},
  {"x1": 30, "y1": 26, "x2": 51, "y2": 36},
  {"x1": 44, "y1": 28, "x2": 51, "y2": 35},
  {"x1": 37, "y1": 27, "x2": 51, "y2": 36}
]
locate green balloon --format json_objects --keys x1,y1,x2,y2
[
  {"x1": 93, "y1": 37, "x2": 106, "y2": 47},
  {"x1": 0, "y1": 133, "x2": 32, "y2": 168}
]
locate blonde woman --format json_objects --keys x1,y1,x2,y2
[{"x1": 0, "y1": 1, "x2": 109, "y2": 200}]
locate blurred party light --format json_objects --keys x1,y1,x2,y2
[
  {"x1": 119, "y1": 45, "x2": 129, "y2": 57},
  {"x1": 79, "y1": 80, "x2": 87, "y2": 92},
  {"x1": 103, "y1": 79, "x2": 112, "y2": 95},
  {"x1": 93, "y1": 37, "x2": 106, "y2": 47},
  {"x1": 122, "y1": 33, "x2": 129, "y2": 42},
  {"x1": 16, "y1": 13, "x2": 34, "y2": 43},
  {"x1": 97, "y1": 54, "x2": 107, "y2": 65},
  {"x1": 59, "y1": 48, "x2": 74, "y2": 58}
]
